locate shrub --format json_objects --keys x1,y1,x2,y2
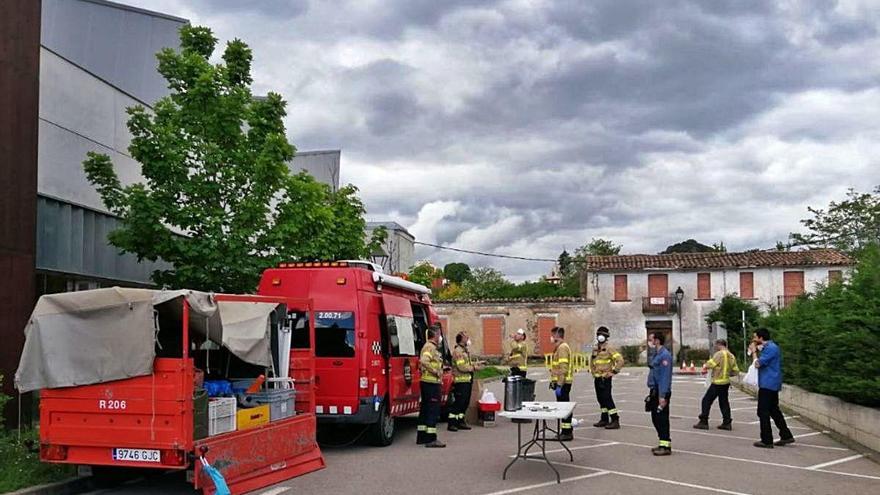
[
  {"x1": 762, "y1": 244, "x2": 880, "y2": 407},
  {"x1": 619, "y1": 345, "x2": 641, "y2": 365}
]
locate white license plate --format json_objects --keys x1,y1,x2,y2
[{"x1": 112, "y1": 448, "x2": 160, "y2": 463}]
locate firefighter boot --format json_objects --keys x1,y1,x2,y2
[
  {"x1": 693, "y1": 419, "x2": 709, "y2": 430},
  {"x1": 604, "y1": 415, "x2": 620, "y2": 430},
  {"x1": 425, "y1": 440, "x2": 446, "y2": 448},
  {"x1": 447, "y1": 420, "x2": 459, "y2": 432},
  {"x1": 557, "y1": 429, "x2": 574, "y2": 442},
  {"x1": 717, "y1": 420, "x2": 733, "y2": 431},
  {"x1": 593, "y1": 413, "x2": 609, "y2": 428},
  {"x1": 651, "y1": 446, "x2": 672, "y2": 456},
  {"x1": 416, "y1": 429, "x2": 428, "y2": 445},
  {"x1": 458, "y1": 418, "x2": 472, "y2": 430}
]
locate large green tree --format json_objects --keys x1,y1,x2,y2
[
  {"x1": 461, "y1": 267, "x2": 514, "y2": 300},
  {"x1": 408, "y1": 262, "x2": 443, "y2": 288},
  {"x1": 789, "y1": 186, "x2": 880, "y2": 253},
  {"x1": 704, "y1": 295, "x2": 762, "y2": 368},
  {"x1": 83, "y1": 26, "x2": 382, "y2": 293},
  {"x1": 443, "y1": 262, "x2": 472, "y2": 284},
  {"x1": 661, "y1": 239, "x2": 722, "y2": 254},
  {"x1": 575, "y1": 238, "x2": 622, "y2": 257}
]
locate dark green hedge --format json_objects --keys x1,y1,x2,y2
[{"x1": 763, "y1": 245, "x2": 880, "y2": 407}]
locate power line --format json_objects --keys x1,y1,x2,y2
[{"x1": 413, "y1": 241, "x2": 557, "y2": 262}]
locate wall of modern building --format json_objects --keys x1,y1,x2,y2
[
  {"x1": 289, "y1": 150, "x2": 341, "y2": 192},
  {"x1": 35, "y1": 0, "x2": 185, "y2": 289}
]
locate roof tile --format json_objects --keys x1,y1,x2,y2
[{"x1": 586, "y1": 249, "x2": 853, "y2": 272}]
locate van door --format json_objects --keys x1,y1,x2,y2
[
  {"x1": 381, "y1": 294, "x2": 420, "y2": 416},
  {"x1": 313, "y1": 311, "x2": 358, "y2": 415}
]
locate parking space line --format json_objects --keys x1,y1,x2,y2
[
  {"x1": 595, "y1": 439, "x2": 880, "y2": 481},
  {"x1": 793, "y1": 431, "x2": 827, "y2": 439},
  {"x1": 593, "y1": 422, "x2": 850, "y2": 452},
  {"x1": 538, "y1": 459, "x2": 754, "y2": 495},
  {"x1": 806, "y1": 454, "x2": 865, "y2": 470},
  {"x1": 747, "y1": 416, "x2": 798, "y2": 424},
  {"x1": 481, "y1": 470, "x2": 610, "y2": 495},
  {"x1": 258, "y1": 488, "x2": 290, "y2": 495},
  {"x1": 509, "y1": 441, "x2": 619, "y2": 458}
]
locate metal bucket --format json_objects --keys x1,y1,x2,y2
[{"x1": 503, "y1": 375, "x2": 523, "y2": 411}]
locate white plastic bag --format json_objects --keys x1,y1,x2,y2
[
  {"x1": 481, "y1": 389, "x2": 498, "y2": 404},
  {"x1": 743, "y1": 361, "x2": 759, "y2": 387}
]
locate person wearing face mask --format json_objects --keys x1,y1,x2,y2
[
  {"x1": 752, "y1": 327, "x2": 794, "y2": 448},
  {"x1": 449, "y1": 331, "x2": 482, "y2": 431},
  {"x1": 417, "y1": 324, "x2": 445, "y2": 448},
  {"x1": 505, "y1": 328, "x2": 529, "y2": 377},
  {"x1": 694, "y1": 339, "x2": 740, "y2": 430},
  {"x1": 549, "y1": 326, "x2": 574, "y2": 441},
  {"x1": 589, "y1": 326, "x2": 625, "y2": 429},
  {"x1": 646, "y1": 332, "x2": 673, "y2": 455}
]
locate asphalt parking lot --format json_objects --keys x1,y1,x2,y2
[{"x1": 88, "y1": 367, "x2": 880, "y2": 495}]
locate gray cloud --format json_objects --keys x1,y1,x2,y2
[{"x1": 126, "y1": 0, "x2": 880, "y2": 280}]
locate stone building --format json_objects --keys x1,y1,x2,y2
[
  {"x1": 582, "y1": 249, "x2": 853, "y2": 358},
  {"x1": 434, "y1": 298, "x2": 594, "y2": 358}
]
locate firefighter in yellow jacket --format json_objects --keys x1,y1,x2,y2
[
  {"x1": 589, "y1": 326, "x2": 625, "y2": 429},
  {"x1": 694, "y1": 339, "x2": 740, "y2": 431},
  {"x1": 417, "y1": 325, "x2": 445, "y2": 448},
  {"x1": 549, "y1": 326, "x2": 574, "y2": 441},
  {"x1": 505, "y1": 328, "x2": 529, "y2": 377},
  {"x1": 449, "y1": 331, "x2": 482, "y2": 432}
]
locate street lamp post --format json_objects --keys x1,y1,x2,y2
[{"x1": 674, "y1": 286, "x2": 685, "y2": 363}]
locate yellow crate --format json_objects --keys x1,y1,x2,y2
[{"x1": 236, "y1": 404, "x2": 270, "y2": 431}]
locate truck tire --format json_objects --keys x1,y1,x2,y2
[{"x1": 368, "y1": 402, "x2": 395, "y2": 447}]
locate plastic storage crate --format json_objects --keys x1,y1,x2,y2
[
  {"x1": 208, "y1": 397, "x2": 236, "y2": 436},
  {"x1": 237, "y1": 404, "x2": 270, "y2": 430},
  {"x1": 250, "y1": 388, "x2": 296, "y2": 421}
]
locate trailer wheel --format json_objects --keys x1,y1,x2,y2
[{"x1": 368, "y1": 402, "x2": 395, "y2": 447}]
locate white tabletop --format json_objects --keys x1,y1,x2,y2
[{"x1": 498, "y1": 401, "x2": 577, "y2": 421}]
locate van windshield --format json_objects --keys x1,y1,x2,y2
[{"x1": 315, "y1": 311, "x2": 356, "y2": 358}]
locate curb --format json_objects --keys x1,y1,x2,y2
[{"x1": 6, "y1": 477, "x2": 93, "y2": 495}]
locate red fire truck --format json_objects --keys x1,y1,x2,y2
[{"x1": 257, "y1": 261, "x2": 454, "y2": 446}]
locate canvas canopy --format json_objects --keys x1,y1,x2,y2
[{"x1": 15, "y1": 288, "x2": 281, "y2": 393}]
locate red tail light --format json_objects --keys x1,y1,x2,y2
[
  {"x1": 161, "y1": 449, "x2": 186, "y2": 466},
  {"x1": 41, "y1": 444, "x2": 68, "y2": 461},
  {"x1": 359, "y1": 369, "x2": 368, "y2": 389}
]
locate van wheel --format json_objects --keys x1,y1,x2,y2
[{"x1": 369, "y1": 402, "x2": 395, "y2": 447}]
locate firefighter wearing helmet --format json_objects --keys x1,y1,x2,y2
[
  {"x1": 505, "y1": 328, "x2": 529, "y2": 377},
  {"x1": 417, "y1": 324, "x2": 446, "y2": 448},
  {"x1": 549, "y1": 326, "x2": 574, "y2": 441},
  {"x1": 589, "y1": 326, "x2": 624, "y2": 429}
]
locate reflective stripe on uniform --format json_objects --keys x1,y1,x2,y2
[
  {"x1": 455, "y1": 359, "x2": 466, "y2": 365},
  {"x1": 561, "y1": 422, "x2": 572, "y2": 428},
  {"x1": 417, "y1": 425, "x2": 426, "y2": 431},
  {"x1": 426, "y1": 427, "x2": 437, "y2": 434},
  {"x1": 659, "y1": 440, "x2": 671, "y2": 448},
  {"x1": 601, "y1": 408, "x2": 608, "y2": 413},
  {"x1": 608, "y1": 408, "x2": 618, "y2": 415},
  {"x1": 421, "y1": 376, "x2": 440, "y2": 383},
  {"x1": 558, "y1": 358, "x2": 570, "y2": 363}
]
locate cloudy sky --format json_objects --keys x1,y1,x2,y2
[{"x1": 129, "y1": 0, "x2": 880, "y2": 281}]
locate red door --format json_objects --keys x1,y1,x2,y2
[
  {"x1": 783, "y1": 271, "x2": 804, "y2": 296},
  {"x1": 648, "y1": 274, "x2": 668, "y2": 298},
  {"x1": 537, "y1": 316, "x2": 556, "y2": 355},
  {"x1": 381, "y1": 294, "x2": 420, "y2": 416},
  {"x1": 481, "y1": 317, "x2": 503, "y2": 355}
]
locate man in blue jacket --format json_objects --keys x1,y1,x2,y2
[
  {"x1": 647, "y1": 332, "x2": 673, "y2": 456},
  {"x1": 752, "y1": 327, "x2": 794, "y2": 448}
]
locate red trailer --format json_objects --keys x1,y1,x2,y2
[{"x1": 17, "y1": 289, "x2": 325, "y2": 494}]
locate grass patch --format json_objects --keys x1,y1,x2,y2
[
  {"x1": 0, "y1": 429, "x2": 75, "y2": 492},
  {"x1": 475, "y1": 366, "x2": 508, "y2": 381}
]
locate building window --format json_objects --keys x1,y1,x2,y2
[
  {"x1": 740, "y1": 272, "x2": 754, "y2": 299},
  {"x1": 613, "y1": 274, "x2": 628, "y2": 301},
  {"x1": 828, "y1": 270, "x2": 843, "y2": 284},
  {"x1": 697, "y1": 273, "x2": 711, "y2": 299}
]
